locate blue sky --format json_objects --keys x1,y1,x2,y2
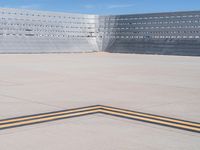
[{"x1": 0, "y1": 0, "x2": 199, "y2": 15}]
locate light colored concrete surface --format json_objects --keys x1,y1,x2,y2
[
  {"x1": 0, "y1": 114, "x2": 199, "y2": 150},
  {"x1": 0, "y1": 52, "x2": 199, "y2": 121},
  {"x1": 0, "y1": 52, "x2": 200, "y2": 149}
]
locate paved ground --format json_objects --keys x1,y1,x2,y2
[{"x1": 0, "y1": 52, "x2": 199, "y2": 149}]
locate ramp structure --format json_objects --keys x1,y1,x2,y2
[{"x1": 0, "y1": 8, "x2": 200, "y2": 56}]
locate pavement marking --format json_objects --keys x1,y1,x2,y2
[
  {"x1": 100, "y1": 106, "x2": 200, "y2": 128},
  {"x1": 0, "y1": 105, "x2": 199, "y2": 133},
  {"x1": 0, "y1": 109, "x2": 99, "y2": 130},
  {"x1": 0, "y1": 105, "x2": 101, "y2": 124}
]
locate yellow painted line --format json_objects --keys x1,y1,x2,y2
[
  {"x1": 101, "y1": 106, "x2": 200, "y2": 128},
  {"x1": 100, "y1": 109, "x2": 200, "y2": 132},
  {"x1": 0, "y1": 109, "x2": 99, "y2": 129},
  {"x1": 0, "y1": 105, "x2": 199, "y2": 133},
  {"x1": 0, "y1": 105, "x2": 101, "y2": 124}
]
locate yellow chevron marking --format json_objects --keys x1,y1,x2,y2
[{"x1": 0, "y1": 105, "x2": 199, "y2": 133}]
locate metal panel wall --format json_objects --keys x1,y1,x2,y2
[
  {"x1": 0, "y1": 8, "x2": 200, "y2": 56},
  {"x1": 0, "y1": 8, "x2": 99, "y2": 53},
  {"x1": 99, "y1": 11, "x2": 200, "y2": 56}
]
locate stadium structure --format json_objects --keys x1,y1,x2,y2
[{"x1": 0, "y1": 8, "x2": 200, "y2": 55}]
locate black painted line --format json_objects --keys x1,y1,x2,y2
[
  {"x1": 0, "y1": 112, "x2": 99, "y2": 130},
  {"x1": 0, "y1": 105, "x2": 199, "y2": 133},
  {"x1": 0, "y1": 108, "x2": 100, "y2": 125},
  {"x1": 100, "y1": 109, "x2": 200, "y2": 133},
  {"x1": 100, "y1": 112, "x2": 200, "y2": 133},
  {"x1": 101, "y1": 105, "x2": 200, "y2": 127},
  {"x1": 100, "y1": 108, "x2": 199, "y2": 128},
  {"x1": 0, "y1": 105, "x2": 101, "y2": 124}
]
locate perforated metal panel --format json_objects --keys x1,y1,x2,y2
[
  {"x1": 0, "y1": 8, "x2": 200, "y2": 56},
  {"x1": 99, "y1": 11, "x2": 200, "y2": 56},
  {"x1": 0, "y1": 8, "x2": 99, "y2": 53}
]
